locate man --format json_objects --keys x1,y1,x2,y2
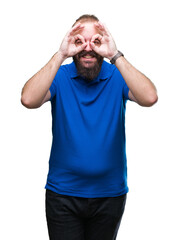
[{"x1": 21, "y1": 14, "x2": 158, "y2": 240}]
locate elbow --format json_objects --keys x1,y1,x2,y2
[
  {"x1": 21, "y1": 95, "x2": 33, "y2": 109},
  {"x1": 21, "y1": 95, "x2": 40, "y2": 109},
  {"x1": 141, "y1": 92, "x2": 158, "y2": 107},
  {"x1": 150, "y1": 93, "x2": 158, "y2": 106},
  {"x1": 148, "y1": 90, "x2": 158, "y2": 106}
]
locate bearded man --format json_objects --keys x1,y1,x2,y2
[{"x1": 21, "y1": 14, "x2": 158, "y2": 240}]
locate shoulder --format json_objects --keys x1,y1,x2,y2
[
  {"x1": 98, "y1": 60, "x2": 116, "y2": 80},
  {"x1": 55, "y1": 62, "x2": 73, "y2": 80},
  {"x1": 102, "y1": 60, "x2": 122, "y2": 77},
  {"x1": 59, "y1": 61, "x2": 77, "y2": 78},
  {"x1": 103, "y1": 61, "x2": 124, "y2": 82},
  {"x1": 57, "y1": 63, "x2": 69, "y2": 74},
  {"x1": 102, "y1": 60, "x2": 116, "y2": 73}
]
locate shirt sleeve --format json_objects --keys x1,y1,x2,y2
[
  {"x1": 123, "y1": 81, "x2": 130, "y2": 101},
  {"x1": 113, "y1": 66, "x2": 131, "y2": 101},
  {"x1": 123, "y1": 81, "x2": 129, "y2": 100},
  {"x1": 49, "y1": 73, "x2": 58, "y2": 101}
]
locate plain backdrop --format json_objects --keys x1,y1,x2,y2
[{"x1": 0, "y1": 0, "x2": 179, "y2": 239}]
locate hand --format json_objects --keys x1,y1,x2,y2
[
  {"x1": 58, "y1": 23, "x2": 87, "y2": 60},
  {"x1": 90, "y1": 22, "x2": 118, "y2": 60}
]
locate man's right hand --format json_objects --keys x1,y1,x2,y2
[
  {"x1": 58, "y1": 23, "x2": 87, "y2": 60},
  {"x1": 21, "y1": 23, "x2": 87, "y2": 109}
]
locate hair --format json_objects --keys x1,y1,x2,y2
[{"x1": 72, "y1": 14, "x2": 99, "y2": 27}]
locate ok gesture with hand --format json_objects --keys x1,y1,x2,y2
[
  {"x1": 90, "y1": 22, "x2": 118, "y2": 60},
  {"x1": 59, "y1": 23, "x2": 87, "y2": 60}
]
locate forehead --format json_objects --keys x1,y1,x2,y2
[{"x1": 74, "y1": 21, "x2": 103, "y2": 38}]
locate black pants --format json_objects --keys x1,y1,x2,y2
[{"x1": 45, "y1": 189, "x2": 127, "y2": 240}]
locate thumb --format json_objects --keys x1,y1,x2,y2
[
  {"x1": 76, "y1": 42, "x2": 87, "y2": 53},
  {"x1": 90, "y1": 42, "x2": 98, "y2": 53}
]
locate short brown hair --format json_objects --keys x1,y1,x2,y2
[{"x1": 72, "y1": 14, "x2": 99, "y2": 26}]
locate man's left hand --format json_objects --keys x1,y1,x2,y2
[{"x1": 90, "y1": 22, "x2": 118, "y2": 60}]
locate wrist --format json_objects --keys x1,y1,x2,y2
[
  {"x1": 56, "y1": 50, "x2": 67, "y2": 62},
  {"x1": 51, "y1": 51, "x2": 66, "y2": 69},
  {"x1": 110, "y1": 50, "x2": 124, "y2": 64},
  {"x1": 108, "y1": 50, "x2": 118, "y2": 61}
]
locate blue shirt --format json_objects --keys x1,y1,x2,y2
[{"x1": 45, "y1": 60, "x2": 130, "y2": 198}]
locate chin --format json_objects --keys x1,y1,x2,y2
[
  {"x1": 81, "y1": 62, "x2": 96, "y2": 68},
  {"x1": 73, "y1": 54, "x2": 103, "y2": 80},
  {"x1": 80, "y1": 59, "x2": 97, "y2": 68}
]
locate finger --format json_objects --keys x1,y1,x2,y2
[
  {"x1": 91, "y1": 34, "x2": 103, "y2": 43},
  {"x1": 68, "y1": 23, "x2": 84, "y2": 37},
  {"x1": 76, "y1": 42, "x2": 87, "y2": 53},
  {"x1": 89, "y1": 41, "x2": 100, "y2": 54},
  {"x1": 95, "y1": 21, "x2": 106, "y2": 30},
  {"x1": 95, "y1": 22, "x2": 110, "y2": 37},
  {"x1": 74, "y1": 34, "x2": 85, "y2": 43}
]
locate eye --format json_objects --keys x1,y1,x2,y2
[
  {"x1": 94, "y1": 39, "x2": 101, "y2": 45},
  {"x1": 75, "y1": 39, "x2": 82, "y2": 45}
]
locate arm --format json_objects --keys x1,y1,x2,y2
[
  {"x1": 21, "y1": 52, "x2": 64, "y2": 109},
  {"x1": 90, "y1": 22, "x2": 158, "y2": 107},
  {"x1": 21, "y1": 23, "x2": 87, "y2": 109},
  {"x1": 114, "y1": 56, "x2": 158, "y2": 106}
]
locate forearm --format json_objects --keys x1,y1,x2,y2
[
  {"x1": 21, "y1": 51, "x2": 64, "y2": 108},
  {"x1": 115, "y1": 56, "x2": 158, "y2": 106}
]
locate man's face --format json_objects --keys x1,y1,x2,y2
[{"x1": 73, "y1": 21, "x2": 103, "y2": 81}]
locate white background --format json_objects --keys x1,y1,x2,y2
[{"x1": 0, "y1": 0, "x2": 179, "y2": 239}]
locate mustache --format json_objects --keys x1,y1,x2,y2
[{"x1": 78, "y1": 50, "x2": 99, "y2": 58}]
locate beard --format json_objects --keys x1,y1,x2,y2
[{"x1": 73, "y1": 50, "x2": 103, "y2": 82}]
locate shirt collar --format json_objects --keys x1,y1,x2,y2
[{"x1": 69, "y1": 60, "x2": 112, "y2": 83}]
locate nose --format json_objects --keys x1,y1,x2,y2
[{"x1": 84, "y1": 41, "x2": 92, "y2": 51}]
